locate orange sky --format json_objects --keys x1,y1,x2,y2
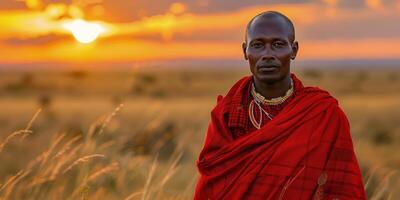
[{"x1": 1, "y1": 0, "x2": 400, "y2": 67}]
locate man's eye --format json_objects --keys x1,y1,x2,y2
[
  {"x1": 273, "y1": 42, "x2": 285, "y2": 48},
  {"x1": 251, "y1": 42, "x2": 263, "y2": 48}
]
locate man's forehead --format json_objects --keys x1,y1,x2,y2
[{"x1": 247, "y1": 16, "x2": 291, "y2": 39}]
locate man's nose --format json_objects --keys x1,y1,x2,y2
[{"x1": 261, "y1": 46, "x2": 275, "y2": 61}]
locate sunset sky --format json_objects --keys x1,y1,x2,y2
[{"x1": 1, "y1": 0, "x2": 400, "y2": 68}]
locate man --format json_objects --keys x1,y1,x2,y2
[{"x1": 194, "y1": 11, "x2": 366, "y2": 200}]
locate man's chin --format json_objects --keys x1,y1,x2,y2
[{"x1": 255, "y1": 74, "x2": 283, "y2": 85}]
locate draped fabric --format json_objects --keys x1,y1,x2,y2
[
  {"x1": 228, "y1": 74, "x2": 300, "y2": 139},
  {"x1": 194, "y1": 74, "x2": 366, "y2": 200}
]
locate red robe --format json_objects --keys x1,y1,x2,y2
[{"x1": 195, "y1": 74, "x2": 366, "y2": 200}]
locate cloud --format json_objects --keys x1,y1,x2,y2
[
  {"x1": 1, "y1": 1, "x2": 397, "y2": 41},
  {"x1": 300, "y1": 8, "x2": 400, "y2": 40},
  {"x1": 0, "y1": 0, "x2": 399, "y2": 64},
  {"x1": 0, "y1": 0, "x2": 25, "y2": 10},
  {"x1": 2, "y1": 34, "x2": 71, "y2": 46},
  {"x1": 97, "y1": 0, "x2": 310, "y2": 22},
  {"x1": 365, "y1": 0, "x2": 384, "y2": 10},
  {"x1": 0, "y1": 3, "x2": 318, "y2": 41},
  {"x1": 300, "y1": 38, "x2": 400, "y2": 59},
  {"x1": 108, "y1": 4, "x2": 318, "y2": 41}
]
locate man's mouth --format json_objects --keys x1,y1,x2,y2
[{"x1": 258, "y1": 64, "x2": 279, "y2": 72}]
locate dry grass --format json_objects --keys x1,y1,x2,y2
[
  {"x1": 0, "y1": 68, "x2": 399, "y2": 199},
  {"x1": 0, "y1": 99, "x2": 195, "y2": 199}
]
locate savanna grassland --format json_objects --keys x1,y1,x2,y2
[{"x1": 0, "y1": 67, "x2": 399, "y2": 200}]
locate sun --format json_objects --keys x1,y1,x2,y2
[{"x1": 63, "y1": 19, "x2": 105, "y2": 44}]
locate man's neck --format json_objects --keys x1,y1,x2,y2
[{"x1": 253, "y1": 76, "x2": 292, "y2": 99}]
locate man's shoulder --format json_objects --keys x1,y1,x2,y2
[
  {"x1": 217, "y1": 76, "x2": 251, "y2": 100},
  {"x1": 211, "y1": 76, "x2": 252, "y2": 113},
  {"x1": 300, "y1": 84, "x2": 340, "y2": 104},
  {"x1": 314, "y1": 93, "x2": 349, "y2": 125}
]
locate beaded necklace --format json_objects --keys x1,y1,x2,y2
[{"x1": 249, "y1": 78, "x2": 294, "y2": 129}]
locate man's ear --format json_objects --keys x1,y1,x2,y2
[
  {"x1": 242, "y1": 42, "x2": 248, "y2": 60},
  {"x1": 291, "y1": 41, "x2": 299, "y2": 60}
]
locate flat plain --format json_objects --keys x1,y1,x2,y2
[{"x1": 0, "y1": 68, "x2": 399, "y2": 199}]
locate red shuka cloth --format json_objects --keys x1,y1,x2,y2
[
  {"x1": 195, "y1": 74, "x2": 366, "y2": 200},
  {"x1": 228, "y1": 74, "x2": 301, "y2": 139}
]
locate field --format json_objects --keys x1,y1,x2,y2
[{"x1": 0, "y1": 67, "x2": 399, "y2": 199}]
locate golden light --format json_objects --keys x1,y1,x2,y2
[
  {"x1": 322, "y1": 0, "x2": 337, "y2": 17},
  {"x1": 63, "y1": 19, "x2": 105, "y2": 44},
  {"x1": 26, "y1": 0, "x2": 43, "y2": 10},
  {"x1": 45, "y1": 4, "x2": 67, "y2": 18},
  {"x1": 366, "y1": 0, "x2": 383, "y2": 10},
  {"x1": 169, "y1": 2, "x2": 186, "y2": 14},
  {"x1": 322, "y1": 0, "x2": 337, "y2": 6}
]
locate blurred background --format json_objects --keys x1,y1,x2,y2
[{"x1": 0, "y1": 0, "x2": 399, "y2": 199}]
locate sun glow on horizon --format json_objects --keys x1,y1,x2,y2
[
  {"x1": 63, "y1": 19, "x2": 105, "y2": 44},
  {"x1": 0, "y1": 2, "x2": 399, "y2": 63}
]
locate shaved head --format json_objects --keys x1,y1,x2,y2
[
  {"x1": 245, "y1": 11, "x2": 295, "y2": 43},
  {"x1": 242, "y1": 10, "x2": 299, "y2": 89}
]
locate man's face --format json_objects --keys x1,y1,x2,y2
[{"x1": 243, "y1": 16, "x2": 298, "y2": 84}]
